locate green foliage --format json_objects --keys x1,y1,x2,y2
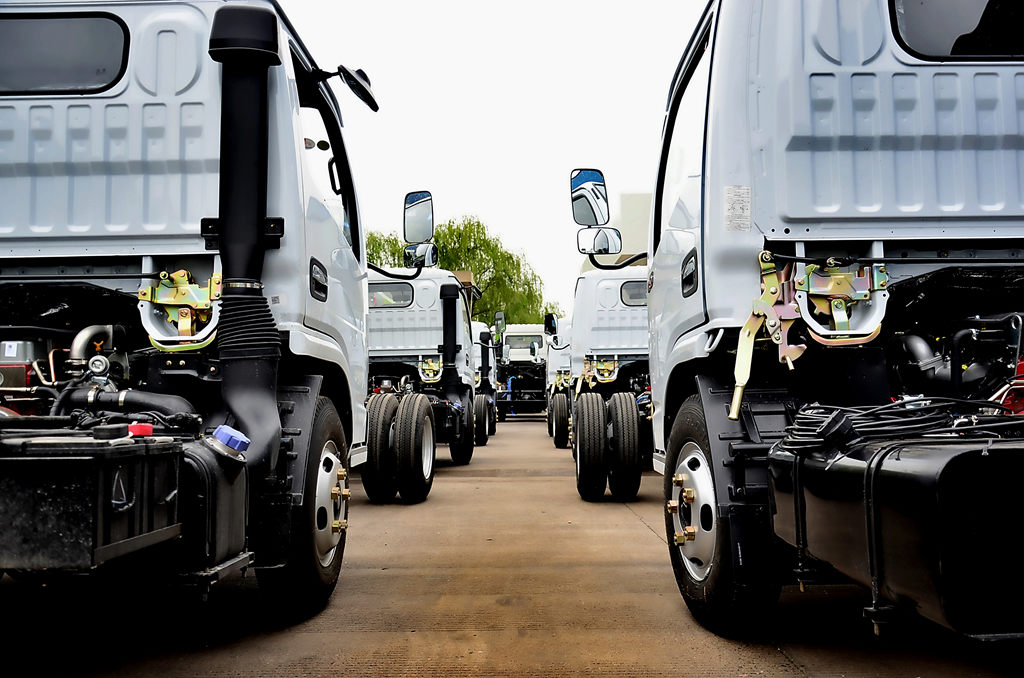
[
  {"x1": 365, "y1": 216, "x2": 559, "y2": 324},
  {"x1": 366, "y1": 231, "x2": 404, "y2": 267}
]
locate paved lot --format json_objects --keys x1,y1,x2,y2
[{"x1": 1, "y1": 415, "x2": 1019, "y2": 676}]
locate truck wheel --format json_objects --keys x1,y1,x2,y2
[
  {"x1": 395, "y1": 393, "x2": 435, "y2": 504},
  {"x1": 259, "y1": 396, "x2": 348, "y2": 615},
  {"x1": 488, "y1": 402, "x2": 497, "y2": 436},
  {"x1": 474, "y1": 394, "x2": 489, "y2": 446},
  {"x1": 607, "y1": 392, "x2": 641, "y2": 501},
  {"x1": 552, "y1": 392, "x2": 570, "y2": 449},
  {"x1": 574, "y1": 392, "x2": 606, "y2": 501},
  {"x1": 666, "y1": 395, "x2": 779, "y2": 636},
  {"x1": 450, "y1": 393, "x2": 475, "y2": 465},
  {"x1": 361, "y1": 393, "x2": 399, "y2": 503}
]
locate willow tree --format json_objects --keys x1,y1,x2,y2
[{"x1": 366, "y1": 216, "x2": 562, "y2": 324}]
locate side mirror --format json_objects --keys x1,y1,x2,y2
[
  {"x1": 577, "y1": 227, "x2": 622, "y2": 255},
  {"x1": 403, "y1": 242, "x2": 438, "y2": 268},
  {"x1": 403, "y1": 190, "x2": 434, "y2": 244},
  {"x1": 493, "y1": 311, "x2": 507, "y2": 337},
  {"x1": 502, "y1": 345, "x2": 511, "y2": 363},
  {"x1": 570, "y1": 168, "x2": 609, "y2": 226},
  {"x1": 543, "y1": 313, "x2": 557, "y2": 336},
  {"x1": 530, "y1": 341, "x2": 538, "y2": 357}
]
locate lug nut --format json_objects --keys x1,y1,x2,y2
[
  {"x1": 331, "y1": 520, "x2": 348, "y2": 534},
  {"x1": 341, "y1": 489, "x2": 352, "y2": 500},
  {"x1": 666, "y1": 500, "x2": 679, "y2": 515},
  {"x1": 674, "y1": 527, "x2": 696, "y2": 545},
  {"x1": 672, "y1": 474, "x2": 685, "y2": 487},
  {"x1": 331, "y1": 487, "x2": 341, "y2": 500},
  {"x1": 337, "y1": 468, "x2": 348, "y2": 481},
  {"x1": 682, "y1": 488, "x2": 696, "y2": 503}
]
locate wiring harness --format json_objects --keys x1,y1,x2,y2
[{"x1": 780, "y1": 397, "x2": 1024, "y2": 456}]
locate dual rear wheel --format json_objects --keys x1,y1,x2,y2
[
  {"x1": 573, "y1": 392, "x2": 642, "y2": 501},
  {"x1": 362, "y1": 393, "x2": 436, "y2": 504}
]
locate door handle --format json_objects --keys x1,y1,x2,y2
[
  {"x1": 310, "y1": 258, "x2": 329, "y2": 301},
  {"x1": 681, "y1": 249, "x2": 699, "y2": 298}
]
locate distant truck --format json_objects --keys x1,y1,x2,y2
[
  {"x1": 547, "y1": 269, "x2": 652, "y2": 501},
  {"x1": 362, "y1": 192, "x2": 482, "y2": 503},
  {"x1": 495, "y1": 323, "x2": 547, "y2": 419},
  {"x1": 0, "y1": 0, "x2": 379, "y2": 612},
  {"x1": 545, "y1": 319, "x2": 572, "y2": 446},
  {"x1": 473, "y1": 320, "x2": 499, "y2": 442}
]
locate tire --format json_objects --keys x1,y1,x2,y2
[
  {"x1": 665, "y1": 395, "x2": 779, "y2": 637},
  {"x1": 552, "y1": 392, "x2": 570, "y2": 449},
  {"x1": 574, "y1": 392, "x2": 606, "y2": 501},
  {"x1": 395, "y1": 393, "x2": 435, "y2": 504},
  {"x1": 607, "y1": 392, "x2": 642, "y2": 501},
  {"x1": 474, "y1": 394, "x2": 489, "y2": 446},
  {"x1": 361, "y1": 393, "x2": 398, "y2": 503},
  {"x1": 259, "y1": 396, "x2": 348, "y2": 616},
  {"x1": 488, "y1": 402, "x2": 497, "y2": 436},
  {"x1": 449, "y1": 392, "x2": 475, "y2": 465}
]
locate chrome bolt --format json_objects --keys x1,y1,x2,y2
[
  {"x1": 178, "y1": 360, "x2": 186, "y2": 367},
  {"x1": 769, "y1": 287, "x2": 778, "y2": 295}
]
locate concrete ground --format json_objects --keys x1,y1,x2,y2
[{"x1": 1, "y1": 415, "x2": 1019, "y2": 676}]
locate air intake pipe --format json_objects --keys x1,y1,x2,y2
[
  {"x1": 479, "y1": 330, "x2": 492, "y2": 379},
  {"x1": 208, "y1": 7, "x2": 283, "y2": 476},
  {"x1": 440, "y1": 283, "x2": 462, "y2": 402}
]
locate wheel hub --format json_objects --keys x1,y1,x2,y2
[
  {"x1": 670, "y1": 441, "x2": 716, "y2": 581},
  {"x1": 314, "y1": 440, "x2": 348, "y2": 567},
  {"x1": 421, "y1": 415, "x2": 434, "y2": 479}
]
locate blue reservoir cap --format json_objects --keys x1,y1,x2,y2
[{"x1": 213, "y1": 424, "x2": 250, "y2": 451}]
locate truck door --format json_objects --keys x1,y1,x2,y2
[
  {"x1": 291, "y1": 52, "x2": 367, "y2": 367},
  {"x1": 648, "y1": 15, "x2": 714, "y2": 377}
]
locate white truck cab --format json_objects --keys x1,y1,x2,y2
[
  {"x1": 547, "y1": 268, "x2": 652, "y2": 500},
  {"x1": 0, "y1": 0, "x2": 375, "y2": 612},
  {"x1": 473, "y1": 319, "x2": 500, "y2": 439},
  {"x1": 360, "y1": 195, "x2": 483, "y2": 503},
  {"x1": 573, "y1": 0, "x2": 1024, "y2": 640},
  {"x1": 495, "y1": 323, "x2": 548, "y2": 418},
  {"x1": 545, "y1": 318, "x2": 572, "y2": 441}
]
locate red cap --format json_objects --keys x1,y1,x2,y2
[{"x1": 128, "y1": 423, "x2": 154, "y2": 437}]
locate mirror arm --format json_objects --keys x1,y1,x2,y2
[
  {"x1": 368, "y1": 262, "x2": 424, "y2": 280},
  {"x1": 587, "y1": 252, "x2": 647, "y2": 270},
  {"x1": 551, "y1": 341, "x2": 570, "y2": 350}
]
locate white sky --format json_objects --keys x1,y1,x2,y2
[{"x1": 286, "y1": 1, "x2": 704, "y2": 314}]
